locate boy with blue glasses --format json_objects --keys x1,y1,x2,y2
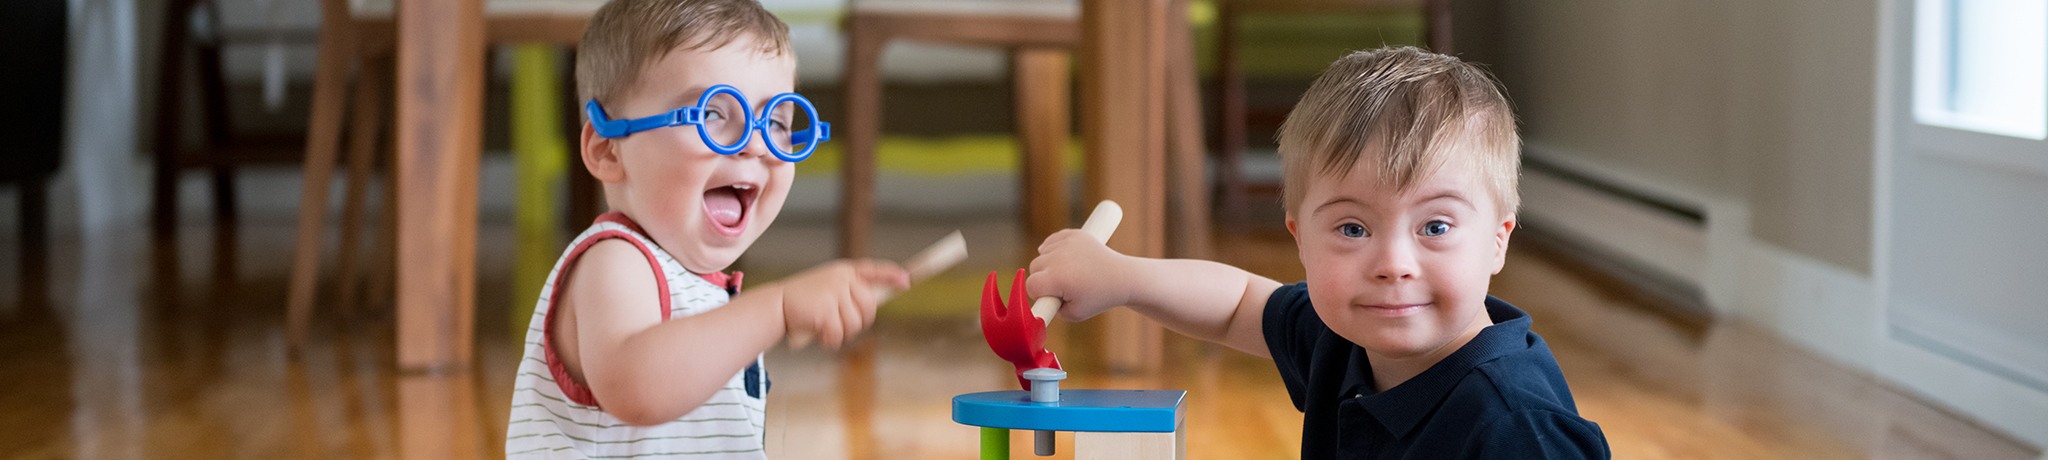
[{"x1": 507, "y1": 0, "x2": 909, "y2": 457}]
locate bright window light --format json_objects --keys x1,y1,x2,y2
[{"x1": 1914, "y1": 0, "x2": 2047, "y2": 140}]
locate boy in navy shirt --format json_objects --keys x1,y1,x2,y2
[{"x1": 1026, "y1": 46, "x2": 1609, "y2": 458}]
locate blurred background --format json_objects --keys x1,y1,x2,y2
[{"x1": 1, "y1": 0, "x2": 2044, "y2": 458}]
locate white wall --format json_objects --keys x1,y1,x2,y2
[
  {"x1": 1487, "y1": 0, "x2": 1874, "y2": 273},
  {"x1": 1491, "y1": 1, "x2": 1738, "y2": 203}
]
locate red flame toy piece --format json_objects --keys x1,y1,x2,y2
[{"x1": 981, "y1": 269, "x2": 1063, "y2": 390}]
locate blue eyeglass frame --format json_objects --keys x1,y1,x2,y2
[{"x1": 585, "y1": 84, "x2": 831, "y2": 163}]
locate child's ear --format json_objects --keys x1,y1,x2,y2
[
  {"x1": 1285, "y1": 215, "x2": 1301, "y2": 243},
  {"x1": 1491, "y1": 218, "x2": 1516, "y2": 275},
  {"x1": 581, "y1": 120, "x2": 626, "y2": 183}
]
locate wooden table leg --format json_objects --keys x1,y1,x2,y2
[
  {"x1": 394, "y1": 0, "x2": 484, "y2": 372},
  {"x1": 396, "y1": 372, "x2": 485, "y2": 458},
  {"x1": 1082, "y1": 0, "x2": 1170, "y2": 375},
  {"x1": 1165, "y1": 0, "x2": 1210, "y2": 260},
  {"x1": 1015, "y1": 47, "x2": 1073, "y2": 241},
  {"x1": 839, "y1": 16, "x2": 885, "y2": 258}
]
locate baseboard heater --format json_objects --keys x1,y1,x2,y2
[{"x1": 1518, "y1": 154, "x2": 1713, "y2": 324}]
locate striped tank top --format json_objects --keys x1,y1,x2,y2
[{"x1": 507, "y1": 212, "x2": 769, "y2": 459}]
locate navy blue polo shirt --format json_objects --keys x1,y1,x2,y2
[{"x1": 1263, "y1": 282, "x2": 1609, "y2": 459}]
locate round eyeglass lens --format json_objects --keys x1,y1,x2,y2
[
  {"x1": 766, "y1": 98, "x2": 815, "y2": 155},
  {"x1": 701, "y1": 90, "x2": 748, "y2": 150}
]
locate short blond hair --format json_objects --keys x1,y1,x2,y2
[
  {"x1": 576, "y1": 0, "x2": 792, "y2": 109},
  {"x1": 1275, "y1": 46, "x2": 1520, "y2": 217}
]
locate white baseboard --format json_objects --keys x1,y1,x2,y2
[
  {"x1": 1882, "y1": 331, "x2": 2048, "y2": 450},
  {"x1": 1727, "y1": 240, "x2": 1882, "y2": 372},
  {"x1": 1881, "y1": 308, "x2": 2048, "y2": 449}
]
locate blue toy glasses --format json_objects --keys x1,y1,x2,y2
[{"x1": 586, "y1": 84, "x2": 831, "y2": 163}]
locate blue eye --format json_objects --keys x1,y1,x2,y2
[
  {"x1": 1421, "y1": 220, "x2": 1450, "y2": 237},
  {"x1": 1339, "y1": 223, "x2": 1368, "y2": 238}
]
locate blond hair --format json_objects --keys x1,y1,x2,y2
[
  {"x1": 1275, "y1": 46, "x2": 1520, "y2": 217},
  {"x1": 576, "y1": 0, "x2": 792, "y2": 108}
]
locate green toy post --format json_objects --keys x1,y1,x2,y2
[{"x1": 981, "y1": 427, "x2": 1010, "y2": 460}]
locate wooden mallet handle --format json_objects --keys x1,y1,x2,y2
[
  {"x1": 901, "y1": 230, "x2": 968, "y2": 284},
  {"x1": 876, "y1": 230, "x2": 968, "y2": 302},
  {"x1": 790, "y1": 231, "x2": 968, "y2": 349},
  {"x1": 1028, "y1": 200, "x2": 1123, "y2": 325}
]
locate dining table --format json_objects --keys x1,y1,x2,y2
[{"x1": 386, "y1": 0, "x2": 1182, "y2": 374}]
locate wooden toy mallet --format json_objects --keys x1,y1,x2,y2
[
  {"x1": 788, "y1": 230, "x2": 968, "y2": 349},
  {"x1": 981, "y1": 200, "x2": 1122, "y2": 390}
]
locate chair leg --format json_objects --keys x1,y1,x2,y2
[
  {"x1": 563, "y1": 51, "x2": 600, "y2": 228},
  {"x1": 20, "y1": 175, "x2": 50, "y2": 312},
  {"x1": 368, "y1": 165, "x2": 398, "y2": 315},
  {"x1": 197, "y1": 34, "x2": 238, "y2": 226},
  {"x1": 152, "y1": 139, "x2": 181, "y2": 236},
  {"x1": 151, "y1": 0, "x2": 198, "y2": 238},
  {"x1": 567, "y1": 154, "x2": 598, "y2": 227},
  {"x1": 336, "y1": 56, "x2": 390, "y2": 318},
  {"x1": 1214, "y1": 0, "x2": 1249, "y2": 234},
  {"x1": 210, "y1": 167, "x2": 237, "y2": 224},
  {"x1": 1165, "y1": 0, "x2": 1209, "y2": 259},
  {"x1": 287, "y1": 30, "x2": 358, "y2": 352},
  {"x1": 839, "y1": 17, "x2": 885, "y2": 258},
  {"x1": 1013, "y1": 48, "x2": 1072, "y2": 242},
  {"x1": 1425, "y1": 0, "x2": 1453, "y2": 54},
  {"x1": 21, "y1": 175, "x2": 48, "y2": 261}
]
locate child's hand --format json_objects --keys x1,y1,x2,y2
[
  {"x1": 778, "y1": 259, "x2": 909, "y2": 349},
  {"x1": 1026, "y1": 229, "x2": 1135, "y2": 322}
]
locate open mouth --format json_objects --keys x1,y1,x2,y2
[{"x1": 703, "y1": 183, "x2": 758, "y2": 237}]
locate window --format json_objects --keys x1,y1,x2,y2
[{"x1": 1913, "y1": 0, "x2": 2046, "y2": 140}]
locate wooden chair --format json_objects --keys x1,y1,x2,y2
[
  {"x1": 1211, "y1": 0, "x2": 1451, "y2": 230},
  {"x1": 150, "y1": 0, "x2": 314, "y2": 238},
  {"x1": 284, "y1": 0, "x2": 601, "y2": 350},
  {"x1": 838, "y1": 0, "x2": 1211, "y2": 258}
]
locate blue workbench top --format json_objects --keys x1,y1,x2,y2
[{"x1": 952, "y1": 389, "x2": 1185, "y2": 433}]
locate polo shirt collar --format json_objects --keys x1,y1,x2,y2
[{"x1": 1341, "y1": 296, "x2": 1532, "y2": 438}]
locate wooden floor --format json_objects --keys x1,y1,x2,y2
[{"x1": 0, "y1": 200, "x2": 2037, "y2": 459}]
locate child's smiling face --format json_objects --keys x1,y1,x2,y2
[
  {"x1": 597, "y1": 36, "x2": 797, "y2": 274},
  {"x1": 1286, "y1": 153, "x2": 1515, "y2": 364}
]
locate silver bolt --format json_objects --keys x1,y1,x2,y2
[
  {"x1": 1023, "y1": 368, "x2": 1066, "y2": 403},
  {"x1": 1021, "y1": 367, "x2": 1067, "y2": 456}
]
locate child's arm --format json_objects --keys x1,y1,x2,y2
[
  {"x1": 1026, "y1": 229, "x2": 1283, "y2": 357},
  {"x1": 560, "y1": 240, "x2": 907, "y2": 425}
]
